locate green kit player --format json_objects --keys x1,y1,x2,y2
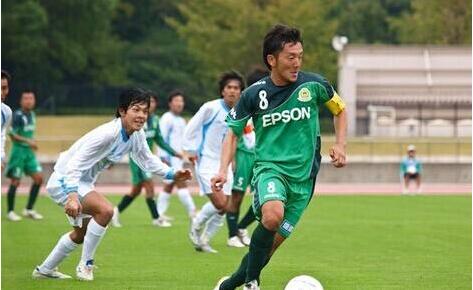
[
  {"x1": 212, "y1": 24, "x2": 347, "y2": 290},
  {"x1": 6, "y1": 90, "x2": 44, "y2": 221},
  {"x1": 111, "y1": 93, "x2": 183, "y2": 228}
]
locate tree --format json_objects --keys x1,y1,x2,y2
[
  {"x1": 168, "y1": 0, "x2": 339, "y2": 97},
  {"x1": 390, "y1": 0, "x2": 472, "y2": 44}
]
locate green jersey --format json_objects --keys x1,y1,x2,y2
[
  {"x1": 227, "y1": 71, "x2": 336, "y2": 182},
  {"x1": 10, "y1": 110, "x2": 36, "y2": 148},
  {"x1": 144, "y1": 113, "x2": 176, "y2": 156}
]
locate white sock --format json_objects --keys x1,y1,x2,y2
[
  {"x1": 80, "y1": 219, "x2": 107, "y2": 264},
  {"x1": 193, "y1": 201, "x2": 218, "y2": 230},
  {"x1": 38, "y1": 232, "x2": 79, "y2": 273},
  {"x1": 157, "y1": 191, "x2": 171, "y2": 215},
  {"x1": 201, "y1": 213, "x2": 225, "y2": 244},
  {"x1": 177, "y1": 188, "x2": 196, "y2": 217}
]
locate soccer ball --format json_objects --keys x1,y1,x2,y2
[{"x1": 284, "y1": 275, "x2": 324, "y2": 290}]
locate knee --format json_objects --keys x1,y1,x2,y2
[
  {"x1": 33, "y1": 176, "x2": 43, "y2": 185},
  {"x1": 69, "y1": 231, "x2": 84, "y2": 244},
  {"x1": 10, "y1": 179, "x2": 20, "y2": 187},
  {"x1": 262, "y1": 210, "x2": 284, "y2": 231},
  {"x1": 213, "y1": 199, "x2": 227, "y2": 213},
  {"x1": 97, "y1": 204, "x2": 114, "y2": 223}
]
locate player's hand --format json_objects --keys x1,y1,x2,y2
[
  {"x1": 175, "y1": 152, "x2": 183, "y2": 159},
  {"x1": 211, "y1": 172, "x2": 227, "y2": 194},
  {"x1": 329, "y1": 143, "x2": 346, "y2": 168},
  {"x1": 182, "y1": 152, "x2": 197, "y2": 166},
  {"x1": 28, "y1": 140, "x2": 38, "y2": 151},
  {"x1": 65, "y1": 193, "x2": 82, "y2": 218},
  {"x1": 173, "y1": 169, "x2": 192, "y2": 182}
]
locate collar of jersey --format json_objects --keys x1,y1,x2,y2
[
  {"x1": 220, "y1": 99, "x2": 231, "y2": 112},
  {"x1": 120, "y1": 126, "x2": 130, "y2": 142}
]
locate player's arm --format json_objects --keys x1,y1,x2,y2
[
  {"x1": 181, "y1": 103, "x2": 213, "y2": 163},
  {"x1": 211, "y1": 95, "x2": 252, "y2": 193},
  {"x1": 154, "y1": 126, "x2": 180, "y2": 158},
  {"x1": 319, "y1": 81, "x2": 347, "y2": 168},
  {"x1": 130, "y1": 130, "x2": 191, "y2": 182},
  {"x1": 63, "y1": 127, "x2": 115, "y2": 218}
]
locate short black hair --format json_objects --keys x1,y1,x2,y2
[
  {"x1": 262, "y1": 24, "x2": 303, "y2": 70},
  {"x1": 147, "y1": 90, "x2": 159, "y2": 103},
  {"x1": 1, "y1": 70, "x2": 11, "y2": 83},
  {"x1": 246, "y1": 66, "x2": 269, "y2": 86},
  {"x1": 21, "y1": 89, "x2": 35, "y2": 97},
  {"x1": 218, "y1": 70, "x2": 245, "y2": 97},
  {"x1": 168, "y1": 89, "x2": 185, "y2": 103},
  {"x1": 116, "y1": 88, "x2": 150, "y2": 118}
]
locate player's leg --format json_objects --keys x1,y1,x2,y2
[
  {"x1": 142, "y1": 179, "x2": 170, "y2": 227},
  {"x1": 176, "y1": 181, "x2": 196, "y2": 218},
  {"x1": 77, "y1": 191, "x2": 114, "y2": 280},
  {"x1": 403, "y1": 174, "x2": 410, "y2": 194},
  {"x1": 237, "y1": 204, "x2": 256, "y2": 245},
  {"x1": 415, "y1": 174, "x2": 422, "y2": 193},
  {"x1": 227, "y1": 190, "x2": 245, "y2": 247},
  {"x1": 23, "y1": 171, "x2": 43, "y2": 220},
  {"x1": 5, "y1": 146, "x2": 24, "y2": 220},
  {"x1": 34, "y1": 219, "x2": 90, "y2": 279},
  {"x1": 6, "y1": 177, "x2": 21, "y2": 221},
  {"x1": 199, "y1": 191, "x2": 228, "y2": 251},
  {"x1": 157, "y1": 181, "x2": 174, "y2": 220}
]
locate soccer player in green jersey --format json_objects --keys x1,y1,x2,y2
[
  {"x1": 6, "y1": 90, "x2": 44, "y2": 221},
  {"x1": 111, "y1": 93, "x2": 183, "y2": 228},
  {"x1": 212, "y1": 24, "x2": 347, "y2": 290}
]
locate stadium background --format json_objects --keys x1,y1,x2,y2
[{"x1": 1, "y1": 0, "x2": 471, "y2": 289}]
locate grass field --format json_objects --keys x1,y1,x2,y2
[{"x1": 2, "y1": 195, "x2": 471, "y2": 290}]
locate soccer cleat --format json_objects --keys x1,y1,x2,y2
[
  {"x1": 111, "y1": 207, "x2": 122, "y2": 227},
  {"x1": 237, "y1": 229, "x2": 251, "y2": 246},
  {"x1": 152, "y1": 217, "x2": 172, "y2": 227},
  {"x1": 23, "y1": 209, "x2": 43, "y2": 220},
  {"x1": 76, "y1": 260, "x2": 95, "y2": 281},
  {"x1": 32, "y1": 266, "x2": 72, "y2": 279},
  {"x1": 200, "y1": 243, "x2": 218, "y2": 254},
  {"x1": 243, "y1": 280, "x2": 260, "y2": 290},
  {"x1": 213, "y1": 276, "x2": 230, "y2": 290},
  {"x1": 159, "y1": 213, "x2": 174, "y2": 222},
  {"x1": 7, "y1": 211, "x2": 22, "y2": 221},
  {"x1": 227, "y1": 236, "x2": 246, "y2": 248},
  {"x1": 188, "y1": 219, "x2": 202, "y2": 250}
]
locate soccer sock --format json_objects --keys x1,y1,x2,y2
[
  {"x1": 26, "y1": 183, "x2": 41, "y2": 210},
  {"x1": 157, "y1": 191, "x2": 171, "y2": 215},
  {"x1": 145, "y1": 197, "x2": 160, "y2": 219},
  {"x1": 238, "y1": 206, "x2": 256, "y2": 229},
  {"x1": 117, "y1": 195, "x2": 135, "y2": 213},
  {"x1": 80, "y1": 218, "x2": 107, "y2": 264},
  {"x1": 177, "y1": 188, "x2": 196, "y2": 217},
  {"x1": 7, "y1": 184, "x2": 17, "y2": 212},
  {"x1": 245, "y1": 224, "x2": 276, "y2": 282},
  {"x1": 201, "y1": 213, "x2": 225, "y2": 244},
  {"x1": 220, "y1": 253, "x2": 249, "y2": 290},
  {"x1": 38, "y1": 232, "x2": 79, "y2": 273},
  {"x1": 193, "y1": 201, "x2": 218, "y2": 230},
  {"x1": 227, "y1": 211, "x2": 240, "y2": 238}
]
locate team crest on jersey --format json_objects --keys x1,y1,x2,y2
[{"x1": 297, "y1": 88, "x2": 312, "y2": 102}]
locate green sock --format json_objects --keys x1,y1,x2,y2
[
  {"x1": 145, "y1": 197, "x2": 159, "y2": 219},
  {"x1": 7, "y1": 184, "x2": 17, "y2": 212},
  {"x1": 238, "y1": 205, "x2": 256, "y2": 229},
  {"x1": 26, "y1": 183, "x2": 40, "y2": 210},
  {"x1": 245, "y1": 224, "x2": 275, "y2": 283},
  {"x1": 226, "y1": 211, "x2": 239, "y2": 238},
  {"x1": 117, "y1": 195, "x2": 135, "y2": 212},
  {"x1": 220, "y1": 253, "x2": 249, "y2": 290}
]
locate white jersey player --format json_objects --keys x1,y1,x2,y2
[
  {"x1": 33, "y1": 89, "x2": 191, "y2": 281},
  {"x1": 183, "y1": 71, "x2": 244, "y2": 253},
  {"x1": 1, "y1": 71, "x2": 13, "y2": 170},
  {"x1": 157, "y1": 90, "x2": 196, "y2": 224}
]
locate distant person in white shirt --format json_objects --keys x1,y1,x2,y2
[
  {"x1": 400, "y1": 144, "x2": 422, "y2": 194},
  {"x1": 1, "y1": 70, "x2": 13, "y2": 171},
  {"x1": 33, "y1": 88, "x2": 192, "y2": 281},
  {"x1": 157, "y1": 90, "x2": 196, "y2": 224},
  {"x1": 183, "y1": 71, "x2": 244, "y2": 253}
]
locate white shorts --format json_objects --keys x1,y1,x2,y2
[
  {"x1": 46, "y1": 171, "x2": 93, "y2": 227},
  {"x1": 163, "y1": 157, "x2": 184, "y2": 184},
  {"x1": 195, "y1": 160, "x2": 233, "y2": 196}
]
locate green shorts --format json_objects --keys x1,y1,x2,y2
[
  {"x1": 6, "y1": 145, "x2": 42, "y2": 179},
  {"x1": 252, "y1": 170, "x2": 316, "y2": 238},
  {"x1": 129, "y1": 159, "x2": 152, "y2": 185},
  {"x1": 232, "y1": 150, "x2": 255, "y2": 193}
]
